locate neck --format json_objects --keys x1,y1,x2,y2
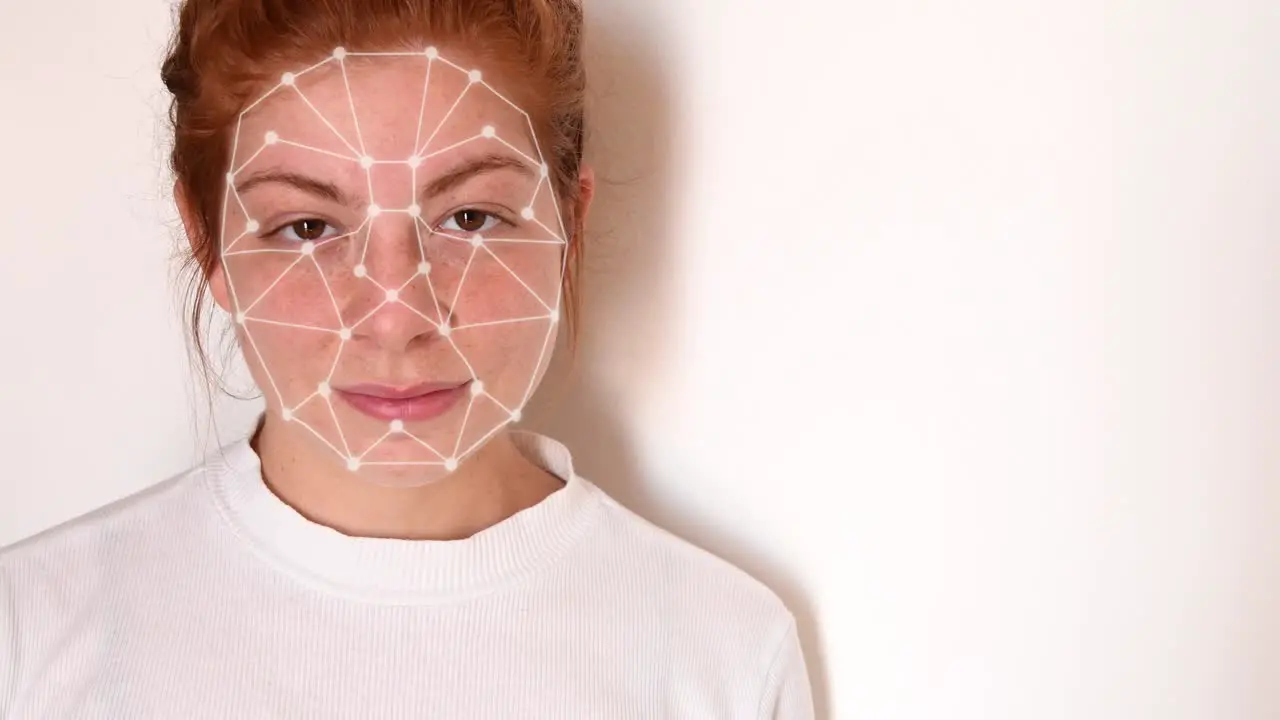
[{"x1": 252, "y1": 416, "x2": 564, "y2": 541}]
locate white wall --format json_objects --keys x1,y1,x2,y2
[{"x1": 1, "y1": 1, "x2": 1277, "y2": 718}]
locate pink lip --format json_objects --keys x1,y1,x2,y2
[{"x1": 335, "y1": 381, "x2": 470, "y2": 423}]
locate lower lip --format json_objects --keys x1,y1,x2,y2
[{"x1": 335, "y1": 383, "x2": 469, "y2": 423}]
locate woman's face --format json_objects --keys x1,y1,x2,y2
[{"x1": 202, "y1": 48, "x2": 575, "y2": 485}]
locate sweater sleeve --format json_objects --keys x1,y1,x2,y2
[
  {"x1": 756, "y1": 616, "x2": 815, "y2": 720},
  {"x1": 0, "y1": 562, "x2": 18, "y2": 718}
]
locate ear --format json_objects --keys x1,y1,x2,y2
[{"x1": 174, "y1": 179, "x2": 232, "y2": 313}]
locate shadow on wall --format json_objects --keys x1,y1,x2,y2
[{"x1": 523, "y1": 11, "x2": 831, "y2": 719}]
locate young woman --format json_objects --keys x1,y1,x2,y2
[{"x1": 0, "y1": 1, "x2": 813, "y2": 717}]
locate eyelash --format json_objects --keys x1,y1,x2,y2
[
  {"x1": 265, "y1": 218, "x2": 342, "y2": 243},
  {"x1": 260, "y1": 207, "x2": 517, "y2": 244},
  {"x1": 437, "y1": 208, "x2": 509, "y2": 235}
]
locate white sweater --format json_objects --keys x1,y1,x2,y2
[{"x1": 0, "y1": 431, "x2": 813, "y2": 719}]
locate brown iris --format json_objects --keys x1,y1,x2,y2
[
  {"x1": 291, "y1": 219, "x2": 329, "y2": 241},
  {"x1": 452, "y1": 209, "x2": 489, "y2": 233}
]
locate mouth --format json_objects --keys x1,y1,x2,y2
[{"x1": 334, "y1": 380, "x2": 471, "y2": 424}]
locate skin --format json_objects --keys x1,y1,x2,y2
[{"x1": 176, "y1": 49, "x2": 595, "y2": 540}]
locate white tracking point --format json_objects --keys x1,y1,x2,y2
[
  {"x1": 417, "y1": 261, "x2": 431, "y2": 276},
  {"x1": 438, "y1": 322, "x2": 452, "y2": 337},
  {"x1": 235, "y1": 312, "x2": 246, "y2": 325},
  {"x1": 540, "y1": 163, "x2": 549, "y2": 178},
  {"x1": 318, "y1": 381, "x2": 332, "y2": 398},
  {"x1": 510, "y1": 408, "x2": 522, "y2": 422},
  {"x1": 346, "y1": 457, "x2": 360, "y2": 471},
  {"x1": 264, "y1": 131, "x2": 279, "y2": 145},
  {"x1": 300, "y1": 241, "x2": 315, "y2": 256},
  {"x1": 282, "y1": 408, "x2": 294, "y2": 422},
  {"x1": 406, "y1": 155, "x2": 422, "y2": 168},
  {"x1": 390, "y1": 419, "x2": 404, "y2": 433},
  {"x1": 368, "y1": 204, "x2": 382, "y2": 217},
  {"x1": 354, "y1": 264, "x2": 367, "y2": 278},
  {"x1": 226, "y1": 172, "x2": 236, "y2": 184},
  {"x1": 521, "y1": 207, "x2": 534, "y2": 220},
  {"x1": 445, "y1": 457, "x2": 458, "y2": 471},
  {"x1": 385, "y1": 289, "x2": 399, "y2": 302},
  {"x1": 281, "y1": 72, "x2": 295, "y2": 86},
  {"x1": 333, "y1": 47, "x2": 347, "y2": 60},
  {"x1": 481, "y1": 125, "x2": 495, "y2": 138},
  {"x1": 470, "y1": 380, "x2": 484, "y2": 397},
  {"x1": 408, "y1": 204, "x2": 421, "y2": 218},
  {"x1": 338, "y1": 327, "x2": 352, "y2": 340},
  {"x1": 549, "y1": 309, "x2": 560, "y2": 323},
  {"x1": 425, "y1": 46, "x2": 439, "y2": 59},
  {"x1": 470, "y1": 234, "x2": 484, "y2": 248},
  {"x1": 360, "y1": 155, "x2": 375, "y2": 169},
  {"x1": 246, "y1": 219, "x2": 260, "y2": 233},
  {"x1": 468, "y1": 69, "x2": 482, "y2": 83}
]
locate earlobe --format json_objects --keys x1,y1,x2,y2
[{"x1": 174, "y1": 179, "x2": 232, "y2": 313}]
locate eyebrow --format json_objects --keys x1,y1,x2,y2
[
  {"x1": 234, "y1": 171, "x2": 355, "y2": 206},
  {"x1": 424, "y1": 153, "x2": 535, "y2": 198},
  {"x1": 232, "y1": 153, "x2": 535, "y2": 208}
]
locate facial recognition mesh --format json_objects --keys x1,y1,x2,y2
[{"x1": 219, "y1": 46, "x2": 568, "y2": 477}]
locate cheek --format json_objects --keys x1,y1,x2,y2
[
  {"x1": 224, "y1": 254, "x2": 343, "y2": 323},
  {"x1": 451, "y1": 245, "x2": 562, "y2": 323},
  {"x1": 450, "y1": 250, "x2": 561, "y2": 399},
  {"x1": 227, "y1": 257, "x2": 343, "y2": 390}
]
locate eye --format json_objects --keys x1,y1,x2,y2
[
  {"x1": 274, "y1": 218, "x2": 339, "y2": 243},
  {"x1": 440, "y1": 209, "x2": 502, "y2": 235}
]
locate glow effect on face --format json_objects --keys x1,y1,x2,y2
[{"x1": 218, "y1": 46, "x2": 568, "y2": 487}]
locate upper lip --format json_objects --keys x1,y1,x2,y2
[{"x1": 335, "y1": 381, "x2": 469, "y2": 400}]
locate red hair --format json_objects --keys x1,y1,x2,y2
[{"x1": 161, "y1": 0, "x2": 586, "y2": 389}]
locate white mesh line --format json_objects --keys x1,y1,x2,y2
[
  {"x1": 529, "y1": 216, "x2": 567, "y2": 244},
  {"x1": 417, "y1": 82, "x2": 472, "y2": 158},
  {"x1": 243, "y1": 317, "x2": 342, "y2": 334},
  {"x1": 338, "y1": 58, "x2": 367, "y2": 157},
  {"x1": 451, "y1": 393, "x2": 478, "y2": 458},
  {"x1": 419, "y1": 133, "x2": 487, "y2": 161},
  {"x1": 277, "y1": 139, "x2": 360, "y2": 162},
  {"x1": 525, "y1": 175, "x2": 545, "y2": 212},
  {"x1": 412, "y1": 219, "x2": 445, "y2": 324},
  {"x1": 241, "y1": 254, "x2": 307, "y2": 314},
  {"x1": 294, "y1": 414, "x2": 345, "y2": 457},
  {"x1": 490, "y1": 135, "x2": 540, "y2": 167},
  {"x1": 241, "y1": 327, "x2": 286, "y2": 409},
  {"x1": 224, "y1": 248, "x2": 302, "y2": 258},
  {"x1": 290, "y1": 83, "x2": 362, "y2": 158},
  {"x1": 480, "y1": 243, "x2": 555, "y2": 312},
  {"x1": 241, "y1": 55, "x2": 334, "y2": 116},
  {"x1": 447, "y1": 334, "x2": 479, "y2": 379},
  {"x1": 519, "y1": 316, "x2": 558, "y2": 410},
  {"x1": 399, "y1": 299, "x2": 445, "y2": 331},
  {"x1": 404, "y1": 431, "x2": 447, "y2": 459},
  {"x1": 414, "y1": 56, "x2": 434, "y2": 153},
  {"x1": 444, "y1": 245, "x2": 480, "y2": 329},
  {"x1": 323, "y1": 394, "x2": 352, "y2": 457},
  {"x1": 452, "y1": 315, "x2": 553, "y2": 332},
  {"x1": 363, "y1": 461, "x2": 448, "y2": 467},
  {"x1": 309, "y1": 254, "x2": 343, "y2": 320}
]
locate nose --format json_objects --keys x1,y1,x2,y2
[{"x1": 344, "y1": 214, "x2": 442, "y2": 350}]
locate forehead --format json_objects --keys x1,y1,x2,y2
[{"x1": 231, "y1": 51, "x2": 541, "y2": 171}]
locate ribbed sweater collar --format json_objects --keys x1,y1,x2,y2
[{"x1": 204, "y1": 430, "x2": 601, "y2": 604}]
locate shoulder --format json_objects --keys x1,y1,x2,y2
[
  {"x1": 0, "y1": 454, "x2": 223, "y2": 707},
  {"x1": 0, "y1": 459, "x2": 212, "y2": 574},
  {"x1": 574, "y1": 480, "x2": 809, "y2": 712},
  {"x1": 590, "y1": 489, "x2": 795, "y2": 629}
]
